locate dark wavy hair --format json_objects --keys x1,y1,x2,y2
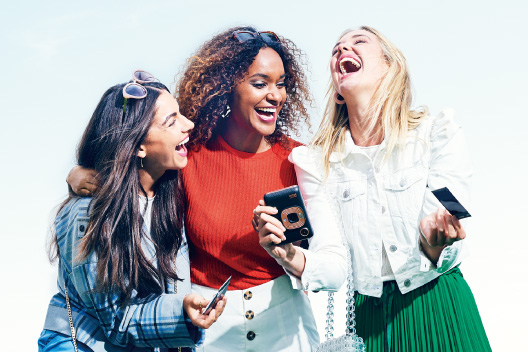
[
  {"x1": 176, "y1": 26, "x2": 313, "y2": 150},
  {"x1": 50, "y1": 82, "x2": 184, "y2": 299}
]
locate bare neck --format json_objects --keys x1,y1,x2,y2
[
  {"x1": 219, "y1": 125, "x2": 272, "y2": 153},
  {"x1": 138, "y1": 168, "x2": 160, "y2": 198},
  {"x1": 345, "y1": 99, "x2": 383, "y2": 147}
]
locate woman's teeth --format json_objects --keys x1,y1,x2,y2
[
  {"x1": 339, "y1": 57, "x2": 361, "y2": 74},
  {"x1": 255, "y1": 107, "x2": 276, "y2": 120},
  {"x1": 175, "y1": 136, "x2": 189, "y2": 151},
  {"x1": 256, "y1": 107, "x2": 276, "y2": 114}
]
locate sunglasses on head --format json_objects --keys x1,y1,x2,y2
[
  {"x1": 232, "y1": 30, "x2": 281, "y2": 44},
  {"x1": 122, "y1": 70, "x2": 158, "y2": 113}
]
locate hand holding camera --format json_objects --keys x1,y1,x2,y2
[
  {"x1": 254, "y1": 186, "x2": 313, "y2": 278},
  {"x1": 255, "y1": 199, "x2": 292, "y2": 259}
]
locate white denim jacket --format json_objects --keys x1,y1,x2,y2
[{"x1": 291, "y1": 110, "x2": 472, "y2": 297}]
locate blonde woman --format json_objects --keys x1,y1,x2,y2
[{"x1": 260, "y1": 26, "x2": 491, "y2": 351}]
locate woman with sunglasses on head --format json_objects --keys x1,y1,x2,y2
[
  {"x1": 277, "y1": 26, "x2": 491, "y2": 351},
  {"x1": 68, "y1": 27, "x2": 347, "y2": 351},
  {"x1": 174, "y1": 26, "x2": 347, "y2": 351},
  {"x1": 39, "y1": 71, "x2": 226, "y2": 352}
]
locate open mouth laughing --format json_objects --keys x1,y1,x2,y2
[
  {"x1": 338, "y1": 55, "x2": 362, "y2": 78},
  {"x1": 175, "y1": 136, "x2": 189, "y2": 156},
  {"x1": 255, "y1": 106, "x2": 278, "y2": 122}
]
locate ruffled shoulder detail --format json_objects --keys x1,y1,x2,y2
[
  {"x1": 429, "y1": 108, "x2": 461, "y2": 146},
  {"x1": 272, "y1": 135, "x2": 304, "y2": 159},
  {"x1": 288, "y1": 145, "x2": 324, "y2": 182}
]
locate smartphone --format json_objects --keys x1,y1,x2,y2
[
  {"x1": 263, "y1": 185, "x2": 314, "y2": 245},
  {"x1": 431, "y1": 187, "x2": 471, "y2": 219},
  {"x1": 202, "y1": 276, "x2": 231, "y2": 315}
]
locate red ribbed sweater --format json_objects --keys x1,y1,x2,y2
[{"x1": 182, "y1": 135, "x2": 300, "y2": 290}]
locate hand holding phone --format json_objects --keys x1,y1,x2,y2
[
  {"x1": 419, "y1": 187, "x2": 469, "y2": 263},
  {"x1": 202, "y1": 276, "x2": 231, "y2": 315}
]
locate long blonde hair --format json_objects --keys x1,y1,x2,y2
[{"x1": 312, "y1": 26, "x2": 428, "y2": 175}]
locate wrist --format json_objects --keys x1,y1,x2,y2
[
  {"x1": 277, "y1": 245, "x2": 305, "y2": 278},
  {"x1": 277, "y1": 244, "x2": 296, "y2": 264},
  {"x1": 419, "y1": 226, "x2": 445, "y2": 263}
]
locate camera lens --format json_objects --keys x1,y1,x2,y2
[
  {"x1": 300, "y1": 228, "x2": 309, "y2": 237},
  {"x1": 287, "y1": 213, "x2": 300, "y2": 223}
]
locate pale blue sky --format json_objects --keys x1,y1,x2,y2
[{"x1": 1, "y1": 0, "x2": 527, "y2": 350}]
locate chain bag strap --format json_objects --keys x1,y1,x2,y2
[
  {"x1": 315, "y1": 244, "x2": 366, "y2": 351},
  {"x1": 314, "y1": 162, "x2": 366, "y2": 352},
  {"x1": 173, "y1": 260, "x2": 182, "y2": 352},
  {"x1": 65, "y1": 287, "x2": 80, "y2": 352}
]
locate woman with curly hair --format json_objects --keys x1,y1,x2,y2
[
  {"x1": 176, "y1": 27, "x2": 346, "y2": 351},
  {"x1": 68, "y1": 26, "x2": 347, "y2": 351}
]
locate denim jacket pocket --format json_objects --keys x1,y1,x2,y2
[
  {"x1": 335, "y1": 180, "x2": 366, "y2": 202},
  {"x1": 329, "y1": 180, "x2": 366, "y2": 238},
  {"x1": 384, "y1": 166, "x2": 426, "y2": 220},
  {"x1": 74, "y1": 217, "x2": 90, "y2": 238},
  {"x1": 384, "y1": 166, "x2": 424, "y2": 191}
]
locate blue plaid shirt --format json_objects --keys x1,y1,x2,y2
[{"x1": 42, "y1": 197, "x2": 204, "y2": 351}]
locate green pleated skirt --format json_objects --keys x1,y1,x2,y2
[{"x1": 354, "y1": 267, "x2": 491, "y2": 352}]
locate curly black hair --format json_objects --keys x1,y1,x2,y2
[{"x1": 176, "y1": 26, "x2": 313, "y2": 150}]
